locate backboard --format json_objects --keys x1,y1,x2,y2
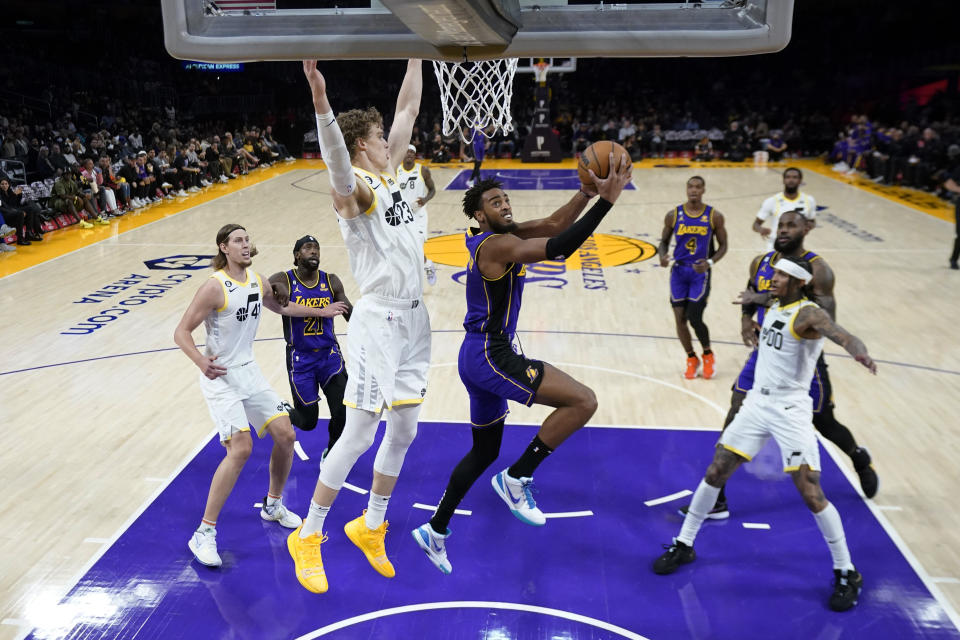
[{"x1": 162, "y1": 0, "x2": 794, "y2": 63}]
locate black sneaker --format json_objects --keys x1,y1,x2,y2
[
  {"x1": 951, "y1": 261, "x2": 958, "y2": 271},
  {"x1": 851, "y1": 448, "x2": 878, "y2": 498},
  {"x1": 829, "y1": 568, "x2": 863, "y2": 611},
  {"x1": 678, "y1": 500, "x2": 730, "y2": 520},
  {"x1": 653, "y1": 540, "x2": 696, "y2": 575}
]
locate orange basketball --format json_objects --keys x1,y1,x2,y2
[{"x1": 577, "y1": 141, "x2": 631, "y2": 186}]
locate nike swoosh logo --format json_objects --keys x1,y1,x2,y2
[{"x1": 784, "y1": 406, "x2": 794, "y2": 410}]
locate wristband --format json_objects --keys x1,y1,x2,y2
[{"x1": 707, "y1": 258, "x2": 714, "y2": 267}]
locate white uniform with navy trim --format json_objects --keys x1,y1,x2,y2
[
  {"x1": 199, "y1": 268, "x2": 288, "y2": 442},
  {"x1": 397, "y1": 162, "x2": 429, "y2": 242},
  {"x1": 719, "y1": 298, "x2": 825, "y2": 471},
  {"x1": 338, "y1": 167, "x2": 431, "y2": 411},
  {"x1": 756, "y1": 191, "x2": 817, "y2": 251}
]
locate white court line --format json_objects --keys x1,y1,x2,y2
[
  {"x1": 932, "y1": 578, "x2": 960, "y2": 585},
  {"x1": 543, "y1": 510, "x2": 594, "y2": 519},
  {"x1": 11, "y1": 429, "x2": 219, "y2": 640},
  {"x1": 82, "y1": 538, "x2": 111, "y2": 544},
  {"x1": 644, "y1": 490, "x2": 693, "y2": 507},
  {"x1": 294, "y1": 601, "x2": 650, "y2": 640},
  {"x1": 413, "y1": 502, "x2": 471, "y2": 516},
  {"x1": 742, "y1": 523, "x2": 771, "y2": 530},
  {"x1": 817, "y1": 433, "x2": 960, "y2": 632},
  {"x1": 429, "y1": 361, "x2": 727, "y2": 418},
  {"x1": 342, "y1": 482, "x2": 368, "y2": 495},
  {"x1": 1, "y1": 619, "x2": 26, "y2": 627},
  {"x1": 293, "y1": 441, "x2": 309, "y2": 461},
  {"x1": 876, "y1": 505, "x2": 904, "y2": 512}
]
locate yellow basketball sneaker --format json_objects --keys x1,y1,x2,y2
[
  {"x1": 344, "y1": 512, "x2": 395, "y2": 578},
  {"x1": 287, "y1": 526, "x2": 329, "y2": 594}
]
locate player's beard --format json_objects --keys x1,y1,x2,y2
[
  {"x1": 774, "y1": 234, "x2": 803, "y2": 254},
  {"x1": 489, "y1": 217, "x2": 518, "y2": 234},
  {"x1": 783, "y1": 184, "x2": 799, "y2": 196}
]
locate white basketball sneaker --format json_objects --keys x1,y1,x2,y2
[
  {"x1": 189, "y1": 528, "x2": 222, "y2": 567},
  {"x1": 424, "y1": 260, "x2": 438, "y2": 286},
  {"x1": 411, "y1": 523, "x2": 452, "y2": 574},
  {"x1": 491, "y1": 469, "x2": 546, "y2": 526},
  {"x1": 261, "y1": 496, "x2": 303, "y2": 529}
]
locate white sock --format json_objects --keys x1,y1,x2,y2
[
  {"x1": 301, "y1": 500, "x2": 329, "y2": 538},
  {"x1": 197, "y1": 518, "x2": 216, "y2": 534},
  {"x1": 365, "y1": 492, "x2": 390, "y2": 529},
  {"x1": 265, "y1": 493, "x2": 281, "y2": 508},
  {"x1": 813, "y1": 502, "x2": 854, "y2": 571},
  {"x1": 677, "y1": 480, "x2": 721, "y2": 546}
]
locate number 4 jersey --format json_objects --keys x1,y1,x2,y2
[
  {"x1": 338, "y1": 167, "x2": 424, "y2": 300},
  {"x1": 754, "y1": 298, "x2": 825, "y2": 396},
  {"x1": 204, "y1": 268, "x2": 263, "y2": 368}
]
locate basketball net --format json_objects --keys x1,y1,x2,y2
[{"x1": 432, "y1": 57, "x2": 518, "y2": 144}]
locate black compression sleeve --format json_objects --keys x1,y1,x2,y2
[{"x1": 544, "y1": 198, "x2": 613, "y2": 260}]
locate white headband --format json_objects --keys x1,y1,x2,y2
[
  {"x1": 773, "y1": 259, "x2": 813, "y2": 284},
  {"x1": 408, "y1": 144, "x2": 417, "y2": 152}
]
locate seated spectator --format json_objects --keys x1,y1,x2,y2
[
  {"x1": 99, "y1": 155, "x2": 132, "y2": 210},
  {"x1": 694, "y1": 136, "x2": 714, "y2": 162},
  {"x1": 572, "y1": 121, "x2": 592, "y2": 155},
  {"x1": 81, "y1": 157, "x2": 118, "y2": 216},
  {"x1": 49, "y1": 144, "x2": 71, "y2": 173},
  {"x1": 623, "y1": 134, "x2": 644, "y2": 162},
  {"x1": 263, "y1": 125, "x2": 294, "y2": 161},
  {"x1": 0, "y1": 177, "x2": 45, "y2": 243},
  {"x1": 766, "y1": 132, "x2": 787, "y2": 162},
  {"x1": 647, "y1": 124, "x2": 667, "y2": 158},
  {"x1": 724, "y1": 121, "x2": 748, "y2": 162},
  {"x1": 51, "y1": 167, "x2": 104, "y2": 228}
]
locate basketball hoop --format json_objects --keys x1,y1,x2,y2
[{"x1": 432, "y1": 57, "x2": 518, "y2": 144}]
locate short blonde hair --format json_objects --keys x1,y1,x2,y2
[{"x1": 338, "y1": 107, "x2": 383, "y2": 160}]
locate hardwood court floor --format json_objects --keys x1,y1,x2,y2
[{"x1": 0, "y1": 159, "x2": 958, "y2": 638}]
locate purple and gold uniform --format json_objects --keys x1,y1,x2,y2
[
  {"x1": 670, "y1": 204, "x2": 715, "y2": 305},
  {"x1": 458, "y1": 229, "x2": 545, "y2": 427},
  {"x1": 734, "y1": 250, "x2": 829, "y2": 412},
  {"x1": 282, "y1": 269, "x2": 345, "y2": 405}
]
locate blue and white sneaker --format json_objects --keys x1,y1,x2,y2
[
  {"x1": 411, "y1": 523, "x2": 452, "y2": 574},
  {"x1": 491, "y1": 469, "x2": 546, "y2": 526}
]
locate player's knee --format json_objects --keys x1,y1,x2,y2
[
  {"x1": 704, "y1": 463, "x2": 725, "y2": 486},
  {"x1": 576, "y1": 385, "x2": 598, "y2": 418},
  {"x1": 271, "y1": 421, "x2": 297, "y2": 449},
  {"x1": 227, "y1": 437, "x2": 253, "y2": 462}
]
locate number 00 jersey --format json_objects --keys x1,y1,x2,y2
[
  {"x1": 754, "y1": 298, "x2": 825, "y2": 395},
  {"x1": 338, "y1": 167, "x2": 424, "y2": 300},
  {"x1": 204, "y1": 268, "x2": 263, "y2": 368}
]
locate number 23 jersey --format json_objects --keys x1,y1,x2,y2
[
  {"x1": 338, "y1": 167, "x2": 424, "y2": 300},
  {"x1": 203, "y1": 268, "x2": 263, "y2": 368}
]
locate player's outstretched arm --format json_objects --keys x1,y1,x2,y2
[
  {"x1": 303, "y1": 60, "x2": 363, "y2": 218},
  {"x1": 387, "y1": 60, "x2": 422, "y2": 174},
  {"x1": 260, "y1": 273, "x2": 349, "y2": 318},
  {"x1": 511, "y1": 183, "x2": 596, "y2": 240},
  {"x1": 173, "y1": 279, "x2": 228, "y2": 380},
  {"x1": 795, "y1": 306, "x2": 877, "y2": 374}
]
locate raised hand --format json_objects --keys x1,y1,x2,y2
[{"x1": 590, "y1": 152, "x2": 633, "y2": 204}]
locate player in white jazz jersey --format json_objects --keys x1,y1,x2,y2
[
  {"x1": 753, "y1": 167, "x2": 817, "y2": 251},
  {"x1": 397, "y1": 144, "x2": 438, "y2": 285},
  {"x1": 174, "y1": 223, "x2": 348, "y2": 568},
  {"x1": 288, "y1": 59, "x2": 428, "y2": 594},
  {"x1": 652, "y1": 255, "x2": 877, "y2": 613}
]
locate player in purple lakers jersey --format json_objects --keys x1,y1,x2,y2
[
  {"x1": 411, "y1": 156, "x2": 632, "y2": 574},
  {"x1": 680, "y1": 210, "x2": 878, "y2": 519},
  {"x1": 658, "y1": 176, "x2": 728, "y2": 379},
  {"x1": 269, "y1": 235, "x2": 352, "y2": 458}
]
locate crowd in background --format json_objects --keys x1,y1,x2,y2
[{"x1": 1, "y1": 0, "x2": 959, "y2": 252}]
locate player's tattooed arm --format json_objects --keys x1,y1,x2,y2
[
  {"x1": 657, "y1": 209, "x2": 675, "y2": 267},
  {"x1": 795, "y1": 306, "x2": 876, "y2": 374},
  {"x1": 260, "y1": 273, "x2": 349, "y2": 319},
  {"x1": 328, "y1": 273, "x2": 353, "y2": 321},
  {"x1": 810, "y1": 258, "x2": 836, "y2": 320}
]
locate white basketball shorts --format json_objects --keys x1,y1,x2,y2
[
  {"x1": 199, "y1": 360, "x2": 288, "y2": 442},
  {"x1": 718, "y1": 390, "x2": 820, "y2": 472}
]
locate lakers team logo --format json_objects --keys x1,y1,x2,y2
[
  {"x1": 426, "y1": 233, "x2": 657, "y2": 271},
  {"x1": 526, "y1": 366, "x2": 539, "y2": 384}
]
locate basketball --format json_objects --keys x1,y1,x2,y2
[{"x1": 577, "y1": 140, "x2": 632, "y2": 186}]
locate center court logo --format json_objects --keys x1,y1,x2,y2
[{"x1": 427, "y1": 233, "x2": 656, "y2": 291}]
